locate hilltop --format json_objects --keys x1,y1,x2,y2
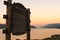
[
  {"x1": 0, "y1": 24, "x2": 36, "y2": 29},
  {"x1": 0, "y1": 24, "x2": 6, "y2": 29},
  {"x1": 43, "y1": 23, "x2": 60, "y2": 28}
]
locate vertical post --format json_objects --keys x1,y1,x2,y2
[
  {"x1": 26, "y1": 9, "x2": 31, "y2": 40},
  {"x1": 27, "y1": 31, "x2": 30, "y2": 40},
  {"x1": 5, "y1": 0, "x2": 12, "y2": 40}
]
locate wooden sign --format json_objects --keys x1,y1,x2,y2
[{"x1": 11, "y1": 3, "x2": 28, "y2": 35}]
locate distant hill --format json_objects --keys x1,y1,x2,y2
[
  {"x1": 30, "y1": 25, "x2": 36, "y2": 28},
  {"x1": 0, "y1": 24, "x2": 6, "y2": 29},
  {"x1": 0, "y1": 24, "x2": 36, "y2": 29},
  {"x1": 43, "y1": 23, "x2": 60, "y2": 28}
]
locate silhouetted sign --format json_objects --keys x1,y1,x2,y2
[{"x1": 11, "y1": 3, "x2": 28, "y2": 35}]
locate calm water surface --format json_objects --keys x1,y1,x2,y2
[{"x1": 0, "y1": 28, "x2": 60, "y2": 40}]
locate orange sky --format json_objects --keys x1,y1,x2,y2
[{"x1": 0, "y1": 0, "x2": 60, "y2": 26}]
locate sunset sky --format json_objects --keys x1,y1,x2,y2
[{"x1": 0, "y1": 0, "x2": 60, "y2": 26}]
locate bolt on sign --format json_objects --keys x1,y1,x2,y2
[{"x1": 11, "y1": 3, "x2": 30, "y2": 35}]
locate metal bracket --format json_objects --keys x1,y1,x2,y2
[
  {"x1": 3, "y1": 15, "x2": 8, "y2": 19},
  {"x1": 4, "y1": 1, "x2": 9, "y2": 6},
  {"x1": 3, "y1": 29, "x2": 10, "y2": 34},
  {"x1": 3, "y1": 29, "x2": 6, "y2": 34}
]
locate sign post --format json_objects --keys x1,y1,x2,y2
[
  {"x1": 3, "y1": 0, "x2": 12, "y2": 40},
  {"x1": 11, "y1": 3, "x2": 31, "y2": 40},
  {"x1": 26, "y1": 9, "x2": 31, "y2": 40},
  {"x1": 3, "y1": 0, "x2": 31, "y2": 40}
]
